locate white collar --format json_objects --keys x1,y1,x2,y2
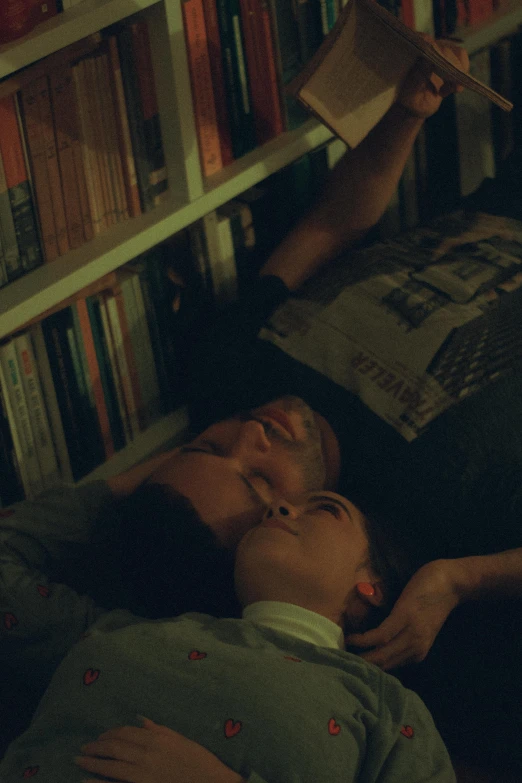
[{"x1": 243, "y1": 601, "x2": 345, "y2": 650}]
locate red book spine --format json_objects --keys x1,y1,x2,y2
[
  {"x1": 467, "y1": 0, "x2": 494, "y2": 25},
  {"x1": 401, "y1": 0, "x2": 415, "y2": 28},
  {"x1": 0, "y1": 0, "x2": 37, "y2": 45},
  {"x1": 201, "y1": 0, "x2": 234, "y2": 167},
  {"x1": 182, "y1": 0, "x2": 224, "y2": 177},
  {"x1": 253, "y1": 0, "x2": 284, "y2": 140}
]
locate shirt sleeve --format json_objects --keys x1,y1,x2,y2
[
  {"x1": 368, "y1": 675, "x2": 457, "y2": 783},
  {"x1": 0, "y1": 481, "x2": 112, "y2": 667}
]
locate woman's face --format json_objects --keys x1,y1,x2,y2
[{"x1": 234, "y1": 491, "x2": 374, "y2": 627}]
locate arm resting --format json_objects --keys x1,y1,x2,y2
[{"x1": 447, "y1": 547, "x2": 522, "y2": 602}]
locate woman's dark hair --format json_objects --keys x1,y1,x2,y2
[
  {"x1": 85, "y1": 482, "x2": 242, "y2": 620},
  {"x1": 347, "y1": 502, "x2": 414, "y2": 636}
]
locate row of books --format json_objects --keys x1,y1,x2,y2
[
  {"x1": 0, "y1": 246, "x2": 180, "y2": 505},
  {"x1": 0, "y1": 18, "x2": 167, "y2": 290}
]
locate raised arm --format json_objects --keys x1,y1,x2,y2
[
  {"x1": 260, "y1": 38, "x2": 469, "y2": 291},
  {"x1": 346, "y1": 548, "x2": 522, "y2": 670}
]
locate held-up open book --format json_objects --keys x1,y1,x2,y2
[{"x1": 288, "y1": 0, "x2": 513, "y2": 149}]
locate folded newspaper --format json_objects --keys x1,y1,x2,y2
[{"x1": 259, "y1": 211, "x2": 522, "y2": 441}]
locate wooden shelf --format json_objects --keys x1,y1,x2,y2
[{"x1": 0, "y1": 118, "x2": 332, "y2": 341}]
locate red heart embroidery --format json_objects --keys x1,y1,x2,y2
[
  {"x1": 328, "y1": 718, "x2": 341, "y2": 736},
  {"x1": 0, "y1": 508, "x2": 15, "y2": 518},
  {"x1": 224, "y1": 719, "x2": 242, "y2": 738},
  {"x1": 188, "y1": 650, "x2": 207, "y2": 660},
  {"x1": 83, "y1": 668, "x2": 100, "y2": 686},
  {"x1": 23, "y1": 766, "x2": 39, "y2": 778},
  {"x1": 37, "y1": 585, "x2": 50, "y2": 598},
  {"x1": 400, "y1": 725, "x2": 414, "y2": 739},
  {"x1": 283, "y1": 656, "x2": 302, "y2": 662},
  {"x1": 4, "y1": 612, "x2": 18, "y2": 630}
]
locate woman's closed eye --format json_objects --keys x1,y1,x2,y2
[{"x1": 315, "y1": 502, "x2": 342, "y2": 519}]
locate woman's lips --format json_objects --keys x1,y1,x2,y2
[{"x1": 262, "y1": 519, "x2": 298, "y2": 536}]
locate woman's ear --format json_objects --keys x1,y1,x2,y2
[{"x1": 355, "y1": 581, "x2": 386, "y2": 608}]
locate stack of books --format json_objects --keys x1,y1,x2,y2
[{"x1": 0, "y1": 19, "x2": 168, "y2": 289}]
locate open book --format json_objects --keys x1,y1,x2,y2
[{"x1": 288, "y1": 0, "x2": 513, "y2": 149}]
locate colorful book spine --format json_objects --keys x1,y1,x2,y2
[
  {"x1": 267, "y1": 0, "x2": 309, "y2": 130},
  {"x1": 183, "y1": 0, "x2": 224, "y2": 177},
  {"x1": 30, "y1": 321, "x2": 73, "y2": 483},
  {"x1": 107, "y1": 36, "x2": 142, "y2": 218},
  {"x1": 13, "y1": 331, "x2": 61, "y2": 489},
  {"x1": 20, "y1": 77, "x2": 59, "y2": 262},
  {"x1": 73, "y1": 298, "x2": 114, "y2": 459},
  {"x1": 36, "y1": 75, "x2": 70, "y2": 256},
  {"x1": 0, "y1": 95, "x2": 43, "y2": 274},
  {"x1": 202, "y1": 0, "x2": 235, "y2": 166},
  {"x1": 49, "y1": 69, "x2": 86, "y2": 249},
  {"x1": 0, "y1": 339, "x2": 44, "y2": 498},
  {"x1": 86, "y1": 55, "x2": 117, "y2": 228},
  {"x1": 0, "y1": 148, "x2": 22, "y2": 282},
  {"x1": 130, "y1": 20, "x2": 168, "y2": 203},
  {"x1": 86, "y1": 296, "x2": 126, "y2": 452}
]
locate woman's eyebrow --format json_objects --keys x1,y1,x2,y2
[
  {"x1": 179, "y1": 447, "x2": 268, "y2": 510},
  {"x1": 307, "y1": 494, "x2": 352, "y2": 520}
]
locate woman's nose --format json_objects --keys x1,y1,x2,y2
[
  {"x1": 265, "y1": 499, "x2": 299, "y2": 521},
  {"x1": 231, "y1": 419, "x2": 271, "y2": 456}
]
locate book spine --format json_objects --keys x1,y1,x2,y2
[
  {"x1": 467, "y1": 0, "x2": 494, "y2": 26},
  {"x1": 183, "y1": 0, "x2": 224, "y2": 177},
  {"x1": 201, "y1": 0, "x2": 235, "y2": 166},
  {"x1": 86, "y1": 296, "x2": 126, "y2": 452},
  {"x1": 113, "y1": 281, "x2": 146, "y2": 430},
  {"x1": 104, "y1": 291, "x2": 141, "y2": 439},
  {"x1": 64, "y1": 62, "x2": 94, "y2": 242},
  {"x1": 98, "y1": 292, "x2": 132, "y2": 444},
  {"x1": 202, "y1": 210, "x2": 238, "y2": 306},
  {"x1": 49, "y1": 69, "x2": 86, "y2": 249},
  {"x1": 295, "y1": 0, "x2": 322, "y2": 64},
  {"x1": 0, "y1": 146, "x2": 22, "y2": 282},
  {"x1": 96, "y1": 51, "x2": 129, "y2": 223},
  {"x1": 20, "y1": 77, "x2": 59, "y2": 262},
  {"x1": 41, "y1": 308, "x2": 102, "y2": 480},
  {"x1": 13, "y1": 331, "x2": 61, "y2": 488},
  {"x1": 74, "y1": 298, "x2": 114, "y2": 459},
  {"x1": 72, "y1": 59, "x2": 107, "y2": 235},
  {"x1": 401, "y1": 0, "x2": 415, "y2": 28},
  {"x1": 86, "y1": 55, "x2": 117, "y2": 228},
  {"x1": 121, "y1": 271, "x2": 162, "y2": 425},
  {"x1": 0, "y1": 95, "x2": 44, "y2": 274},
  {"x1": 247, "y1": 0, "x2": 284, "y2": 143},
  {"x1": 216, "y1": 0, "x2": 257, "y2": 158},
  {"x1": 0, "y1": 339, "x2": 44, "y2": 498},
  {"x1": 117, "y1": 25, "x2": 155, "y2": 212},
  {"x1": 267, "y1": 0, "x2": 308, "y2": 130},
  {"x1": 130, "y1": 20, "x2": 168, "y2": 203},
  {"x1": 0, "y1": 348, "x2": 32, "y2": 499},
  {"x1": 107, "y1": 35, "x2": 142, "y2": 218},
  {"x1": 36, "y1": 75, "x2": 70, "y2": 256},
  {"x1": 30, "y1": 321, "x2": 73, "y2": 482}
]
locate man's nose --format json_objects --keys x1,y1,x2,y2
[
  {"x1": 230, "y1": 419, "x2": 271, "y2": 456},
  {"x1": 264, "y1": 499, "x2": 299, "y2": 521}
]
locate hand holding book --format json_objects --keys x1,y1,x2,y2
[
  {"x1": 397, "y1": 35, "x2": 470, "y2": 120},
  {"x1": 289, "y1": 0, "x2": 512, "y2": 149}
]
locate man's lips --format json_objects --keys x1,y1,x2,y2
[
  {"x1": 257, "y1": 408, "x2": 296, "y2": 440},
  {"x1": 262, "y1": 519, "x2": 298, "y2": 536}
]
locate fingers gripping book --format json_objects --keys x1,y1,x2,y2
[{"x1": 288, "y1": 0, "x2": 513, "y2": 149}]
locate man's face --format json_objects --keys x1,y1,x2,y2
[{"x1": 147, "y1": 397, "x2": 326, "y2": 547}]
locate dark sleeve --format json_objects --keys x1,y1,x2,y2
[{"x1": 185, "y1": 276, "x2": 290, "y2": 431}]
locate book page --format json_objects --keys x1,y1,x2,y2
[{"x1": 295, "y1": 0, "x2": 419, "y2": 148}]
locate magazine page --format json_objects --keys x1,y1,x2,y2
[{"x1": 259, "y1": 212, "x2": 522, "y2": 440}]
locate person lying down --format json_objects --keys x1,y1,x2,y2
[{"x1": 0, "y1": 491, "x2": 455, "y2": 782}]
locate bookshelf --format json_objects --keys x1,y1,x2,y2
[{"x1": 0, "y1": 0, "x2": 520, "y2": 485}]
